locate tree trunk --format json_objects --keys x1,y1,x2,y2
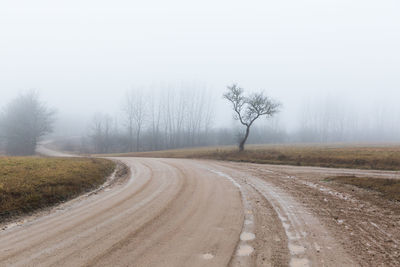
[
  {"x1": 239, "y1": 126, "x2": 250, "y2": 152},
  {"x1": 136, "y1": 126, "x2": 141, "y2": 152},
  {"x1": 128, "y1": 124, "x2": 133, "y2": 152}
]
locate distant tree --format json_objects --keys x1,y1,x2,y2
[
  {"x1": 0, "y1": 91, "x2": 56, "y2": 155},
  {"x1": 148, "y1": 88, "x2": 162, "y2": 150},
  {"x1": 122, "y1": 91, "x2": 135, "y2": 152},
  {"x1": 223, "y1": 84, "x2": 280, "y2": 151},
  {"x1": 89, "y1": 113, "x2": 113, "y2": 154},
  {"x1": 122, "y1": 89, "x2": 147, "y2": 152}
]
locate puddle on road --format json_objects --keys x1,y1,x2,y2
[
  {"x1": 237, "y1": 244, "x2": 254, "y2": 256},
  {"x1": 314, "y1": 242, "x2": 321, "y2": 252},
  {"x1": 290, "y1": 258, "x2": 310, "y2": 267},
  {"x1": 244, "y1": 220, "x2": 253, "y2": 225},
  {"x1": 240, "y1": 232, "x2": 255, "y2": 241},
  {"x1": 289, "y1": 244, "x2": 306, "y2": 255},
  {"x1": 202, "y1": 253, "x2": 214, "y2": 260}
]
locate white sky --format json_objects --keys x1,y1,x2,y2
[{"x1": 1, "y1": 0, "x2": 399, "y2": 130}]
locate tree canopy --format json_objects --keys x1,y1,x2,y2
[{"x1": 0, "y1": 91, "x2": 56, "y2": 155}]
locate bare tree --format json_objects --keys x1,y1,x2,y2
[
  {"x1": 223, "y1": 84, "x2": 280, "y2": 151},
  {"x1": 148, "y1": 88, "x2": 162, "y2": 150},
  {"x1": 89, "y1": 113, "x2": 114, "y2": 153},
  {"x1": 0, "y1": 90, "x2": 56, "y2": 155},
  {"x1": 122, "y1": 91, "x2": 135, "y2": 152},
  {"x1": 122, "y1": 89, "x2": 147, "y2": 152}
]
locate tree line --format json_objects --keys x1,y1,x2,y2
[
  {"x1": 82, "y1": 87, "x2": 215, "y2": 154},
  {"x1": 3, "y1": 86, "x2": 400, "y2": 156},
  {"x1": 0, "y1": 86, "x2": 282, "y2": 155}
]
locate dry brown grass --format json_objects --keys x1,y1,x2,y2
[
  {"x1": 327, "y1": 176, "x2": 400, "y2": 202},
  {"x1": 107, "y1": 144, "x2": 400, "y2": 171},
  {"x1": 0, "y1": 157, "x2": 115, "y2": 221}
]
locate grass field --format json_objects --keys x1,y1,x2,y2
[
  {"x1": 0, "y1": 157, "x2": 115, "y2": 221},
  {"x1": 108, "y1": 144, "x2": 400, "y2": 171}
]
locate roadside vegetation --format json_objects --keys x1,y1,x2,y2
[
  {"x1": 0, "y1": 90, "x2": 55, "y2": 156},
  {"x1": 0, "y1": 157, "x2": 115, "y2": 221},
  {"x1": 326, "y1": 176, "x2": 400, "y2": 202},
  {"x1": 108, "y1": 144, "x2": 400, "y2": 171}
]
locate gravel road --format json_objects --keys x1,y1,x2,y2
[{"x1": 1, "y1": 157, "x2": 399, "y2": 266}]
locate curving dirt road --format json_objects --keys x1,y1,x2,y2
[{"x1": 1, "y1": 157, "x2": 399, "y2": 266}]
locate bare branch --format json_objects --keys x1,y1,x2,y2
[{"x1": 223, "y1": 84, "x2": 248, "y2": 126}]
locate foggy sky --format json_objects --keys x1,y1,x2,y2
[{"x1": 1, "y1": 0, "x2": 400, "y2": 134}]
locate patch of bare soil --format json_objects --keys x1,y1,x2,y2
[
  {"x1": 206, "y1": 161, "x2": 357, "y2": 266},
  {"x1": 230, "y1": 162, "x2": 400, "y2": 266},
  {"x1": 327, "y1": 176, "x2": 400, "y2": 202}
]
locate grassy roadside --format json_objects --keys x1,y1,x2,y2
[
  {"x1": 0, "y1": 157, "x2": 115, "y2": 221},
  {"x1": 326, "y1": 176, "x2": 400, "y2": 202},
  {"x1": 105, "y1": 144, "x2": 400, "y2": 171}
]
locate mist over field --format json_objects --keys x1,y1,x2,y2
[
  {"x1": 3, "y1": 2, "x2": 400, "y2": 266},
  {"x1": 1, "y1": 0, "x2": 400, "y2": 151}
]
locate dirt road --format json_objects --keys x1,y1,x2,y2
[
  {"x1": 1, "y1": 158, "x2": 399, "y2": 266},
  {"x1": 36, "y1": 142, "x2": 78, "y2": 158}
]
